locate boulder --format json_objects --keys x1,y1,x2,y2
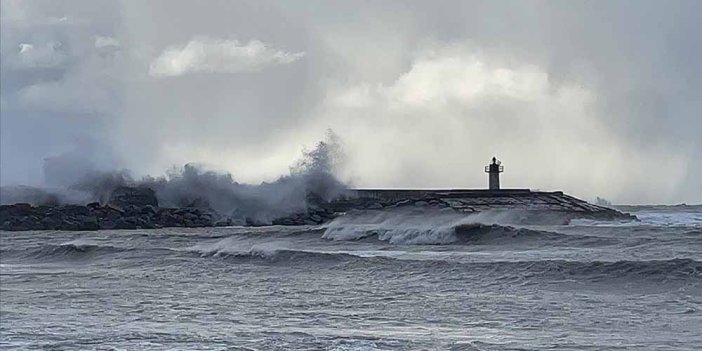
[
  {"x1": 108, "y1": 186, "x2": 158, "y2": 209},
  {"x1": 157, "y1": 209, "x2": 182, "y2": 227},
  {"x1": 86, "y1": 202, "x2": 102, "y2": 210},
  {"x1": 60, "y1": 204, "x2": 91, "y2": 216},
  {"x1": 140, "y1": 205, "x2": 157, "y2": 215}
]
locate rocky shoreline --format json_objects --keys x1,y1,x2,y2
[
  {"x1": 0, "y1": 202, "x2": 217, "y2": 231},
  {"x1": 0, "y1": 186, "x2": 337, "y2": 231},
  {"x1": 0, "y1": 187, "x2": 635, "y2": 231}
]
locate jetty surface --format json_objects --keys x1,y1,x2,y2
[{"x1": 1, "y1": 187, "x2": 634, "y2": 231}]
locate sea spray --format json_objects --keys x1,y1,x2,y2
[
  {"x1": 1, "y1": 130, "x2": 347, "y2": 224},
  {"x1": 321, "y1": 207, "x2": 617, "y2": 247}
]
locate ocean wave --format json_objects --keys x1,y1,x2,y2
[
  {"x1": 452, "y1": 223, "x2": 614, "y2": 246},
  {"x1": 189, "y1": 246, "x2": 355, "y2": 263},
  {"x1": 188, "y1": 241, "x2": 701, "y2": 280},
  {"x1": 381, "y1": 257, "x2": 702, "y2": 282},
  {"x1": 0, "y1": 239, "x2": 183, "y2": 262},
  {"x1": 2, "y1": 239, "x2": 130, "y2": 261},
  {"x1": 322, "y1": 209, "x2": 612, "y2": 246},
  {"x1": 178, "y1": 235, "x2": 701, "y2": 281},
  {"x1": 509, "y1": 258, "x2": 702, "y2": 281},
  {"x1": 5, "y1": 237, "x2": 699, "y2": 282},
  {"x1": 571, "y1": 211, "x2": 702, "y2": 227},
  {"x1": 185, "y1": 238, "x2": 354, "y2": 263}
]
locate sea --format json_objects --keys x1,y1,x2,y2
[{"x1": 1, "y1": 206, "x2": 701, "y2": 350}]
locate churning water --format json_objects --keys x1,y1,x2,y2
[{"x1": 1, "y1": 206, "x2": 701, "y2": 350}]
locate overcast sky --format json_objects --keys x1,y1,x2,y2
[{"x1": 1, "y1": 0, "x2": 700, "y2": 204}]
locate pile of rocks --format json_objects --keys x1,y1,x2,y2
[
  {"x1": 270, "y1": 207, "x2": 336, "y2": 226},
  {"x1": 107, "y1": 186, "x2": 158, "y2": 209},
  {"x1": 0, "y1": 186, "x2": 233, "y2": 231},
  {"x1": 0, "y1": 185, "x2": 341, "y2": 231},
  {"x1": 0, "y1": 202, "x2": 227, "y2": 231}
]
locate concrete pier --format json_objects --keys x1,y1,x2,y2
[{"x1": 330, "y1": 188, "x2": 635, "y2": 223}]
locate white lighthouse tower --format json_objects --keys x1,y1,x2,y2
[{"x1": 484, "y1": 156, "x2": 504, "y2": 190}]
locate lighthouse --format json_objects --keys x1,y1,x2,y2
[{"x1": 484, "y1": 157, "x2": 504, "y2": 190}]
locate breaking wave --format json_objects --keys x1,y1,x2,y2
[
  {"x1": 186, "y1": 239, "x2": 354, "y2": 263},
  {"x1": 198, "y1": 247, "x2": 356, "y2": 263},
  {"x1": 1, "y1": 240, "x2": 130, "y2": 261},
  {"x1": 2, "y1": 235, "x2": 699, "y2": 282},
  {"x1": 177, "y1": 234, "x2": 701, "y2": 281},
  {"x1": 2, "y1": 130, "x2": 346, "y2": 224},
  {"x1": 571, "y1": 209, "x2": 702, "y2": 227},
  {"x1": 322, "y1": 209, "x2": 614, "y2": 246},
  {"x1": 185, "y1": 241, "x2": 701, "y2": 281}
]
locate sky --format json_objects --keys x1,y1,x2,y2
[{"x1": 1, "y1": 0, "x2": 701, "y2": 204}]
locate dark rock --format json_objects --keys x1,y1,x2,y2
[
  {"x1": 310, "y1": 214, "x2": 323, "y2": 223},
  {"x1": 214, "y1": 218, "x2": 233, "y2": 227},
  {"x1": 108, "y1": 186, "x2": 158, "y2": 209},
  {"x1": 7, "y1": 203, "x2": 33, "y2": 216},
  {"x1": 245, "y1": 217, "x2": 268, "y2": 227},
  {"x1": 41, "y1": 216, "x2": 60, "y2": 230},
  {"x1": 0, "y1": 188, "x2": 635, "y2": 231},
  {"x1": 136, "y1": 215, "x2": 155, "y2": 229},
  {"x1": 121, "y1": 205, "x2": 140, "y2": 216},
  {"x1": 62, "y1": 215, "x2": 99, "y2": 231},
  {"x1": 157, "y1": 210, "x2": 182, "y2": 227},
  {"x1": 114, "y1": 217, "x2": 138, "y2": 230},
  {"x1": 140, "y1": 205, "x2": 157, "y2": 215},
  {"x1": 60, "y1": 205, "x2": 91, "y2": 216}
]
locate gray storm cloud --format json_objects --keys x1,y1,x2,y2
[{"x1": 1, "y1": 0, "x2": 700, "y2": 204}]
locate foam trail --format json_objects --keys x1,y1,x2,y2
[
  {"x1": 323, "y1": 208, "x2": 520, "y2": 244},
  {"x1": 571, "y1": 210, "x2": 702, "y2": 227}
]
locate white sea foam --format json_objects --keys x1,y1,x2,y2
[
  {"x1": 187, "y1": 236, "x2": 292, "y2": 258},
  {"x1": 59, "y1": 238, "x2": 101, "y2": 247},
  {"x1": 571, "y1": 211, "x2": 702, "y2": 227},
  {"x1": 635, "y1": 212, "x2": 702, "y2": 227},
  {"x1": 321, "y1": 208, "x2": 523, "y2": 245}
]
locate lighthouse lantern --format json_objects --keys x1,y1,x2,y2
[{"x1": 484, "y1": 157, "x2": 504, "y2": 190}]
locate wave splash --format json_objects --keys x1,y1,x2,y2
[
  {"x1": 321, "y1": 208, "x2": 596, "y2": 246},
  {"x1": 1, "y1": 130, "x2": 346, "y2": 224},
  {"x1": 186, "y1": 238, "x2": 353, "y2": 263}
]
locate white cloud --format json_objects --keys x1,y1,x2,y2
[
  {"x1": 149, "y1": 38, "x2": 304, "y2": 77},
  {"x1": 311, "y1": 45, "x2": 689, "y2": 203},
  {"x1": 15, "y1": 41, "x2": 66, "y2": 68},
  {"x1": 2, "y1": 1, "x2": 699, "y2": 204}
]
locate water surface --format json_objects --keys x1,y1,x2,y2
[{"x1": 1, "y1": 207, "x2": 701, "y2": 350}]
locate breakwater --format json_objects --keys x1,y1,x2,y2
[{"x1": 0, "y1": 187, "x2": 634, "y2": 231}]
